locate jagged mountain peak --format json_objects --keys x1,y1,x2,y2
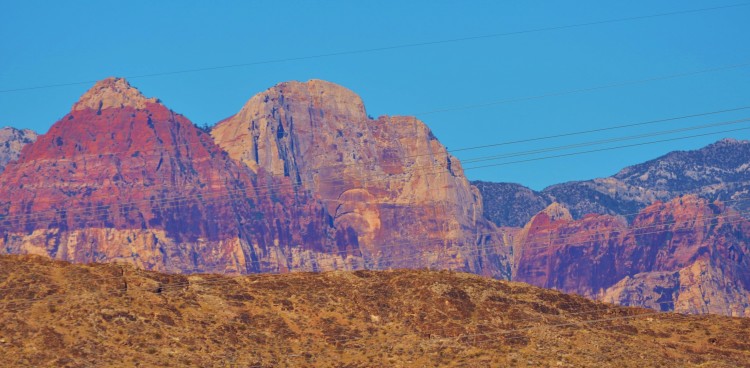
[{"x1": 72, "y1": 77, "x2": 160, "y2": 112}]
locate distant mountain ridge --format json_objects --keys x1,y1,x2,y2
[{"x1": 475, "y1": 138, "x2": 750, "y2": 227}]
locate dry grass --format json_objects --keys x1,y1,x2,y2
[{"x1": 0, "y1": 255, "x2": 748, "y2": 367}]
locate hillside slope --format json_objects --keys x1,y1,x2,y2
[{"x1": 1, "y1": 255, "x2": 749, "y2": 367}]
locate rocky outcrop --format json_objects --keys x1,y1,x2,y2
[
  {"x1": 509, "y1": 196, "x2": 750, "y2": 316},
  {"x1": 0, "y1": 78, "x2": 510, "y2": 278},
  {"x1": 212, "y1": 80, "x2": 509, "y2": 278},
  {"x1": 475, "y1": 138, "x2": 750, "y2": 226},
  {"x1": 0, "y1": 127, "x2": 37, "y2": 172}
]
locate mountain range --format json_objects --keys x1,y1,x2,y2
[
  {"x1": 0, "y1": 78, "x2": 507, "y2": 278},
  {"x1": 0, "y1": 78, "x2": 748, "y2": 316}
]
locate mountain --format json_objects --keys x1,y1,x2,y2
[
  {"x1": 0, "y1": 78, "x2": 509, "y2": 278},
  {"x1": 211, "y1": 79, "x2": 509, "y2": 278},
  {"x1": 507, "y1": 195, "x2": 750, "y2": 316},
  {"x1": 0, "y1": 127, "x2": 37, "y2": 172},
  {"x1": 2, "y1": 254, "x2": 749, "y2": 367},
  {"x1": 475, "y1": 138, "x2": 750, "y2": 226}
]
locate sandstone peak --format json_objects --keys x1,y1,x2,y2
[
  {"x1": 238, "y1": 79, "x2": 367, "y2": 121},
  {"x1": 72, "y1": 77, "x2": 160, "y2": 112}
]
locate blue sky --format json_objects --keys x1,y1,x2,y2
[{"x1": 1, "y1": 0, "x2": 748, "y2": 190}]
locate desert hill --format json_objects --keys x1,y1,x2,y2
[{"x1": 1, "y1": 255, "x2": 748, "y2": 367}]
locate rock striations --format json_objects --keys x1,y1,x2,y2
[{"x1": 0, "y1": 78, "x2": 509, "y2": 278}]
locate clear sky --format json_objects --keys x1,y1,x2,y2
[{"x1": 1, "y1": 0, "x2": 749, "y2": 190}]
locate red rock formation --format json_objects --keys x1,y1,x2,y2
[
  {"x1": 510, "y1": 196, "x2": 750, "y2": 315},
  {"x1": 0, "y1": 78, "x2": 510, "y2": 278}
]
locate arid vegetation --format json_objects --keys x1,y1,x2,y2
[{"x1": 1, "y1": 255, "x2": 748, "y2": 367}]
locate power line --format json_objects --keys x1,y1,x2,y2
[
  {"x1": 460, "y1": 117, "x2": 750, "y2": 163},
  {"x1": 463, "y1": 125, "x2": 750, "y2": 170},
  {"x1": 439, "y1": 105, "x2": 750, "y2": 153},
  {"x1": 1, "y1": 3, "x2": 748, "y2": 93},
  {"x1": 14, "y1": 110, "x2": 750, "y2": 194}
]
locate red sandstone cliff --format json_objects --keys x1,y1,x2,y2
[{"x1": 510, "y1": 196, "x2": 750, "y2": 316}]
